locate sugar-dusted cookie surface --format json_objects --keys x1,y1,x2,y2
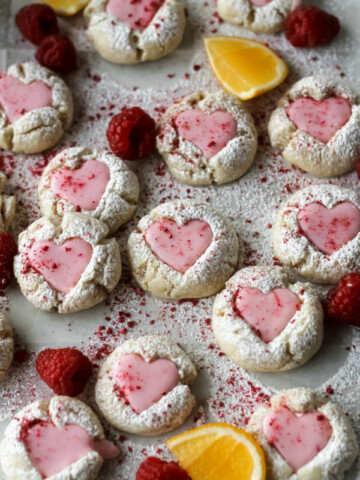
[
  {"x1": 218, "y1": 0, "x2": 295, "y2": 33},
  {"x1": 0, "y1": 396, "x2": 119, "y2": 480},
  {"x1": 128, "y1": 199, "x2": 239, "y2": 299},
  {"x1": 96, "y1": 335, "x2": 197, "y2": 435},
  {"x1": 14, "y1": 213, "x2": 121, "y2": 313},
  {"x1": 273, "y1": 184, "x2": 360, "y2": 283},
  {"x1": 268, "y1": 76, "x2": 360, "y2": 177},
  {"x1": 84, "y1": 0, "x2": 186, "y2": 64},
  {"x1": 157, "y1": 90, "x2": 258, "y2": 185},
  {"x1": 0, "y1": 62, "x2": 73, "y2": 154},
  {"x1": 213, "y1": 266, "x2": 323, "y2": 372},
  {"x1": 247, "y1": 387, "x2": 358, "y2": 480},
  {"x1": 38, "y1": 147, "x2": 139, "y2": 233}
]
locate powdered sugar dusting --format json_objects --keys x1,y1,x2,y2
[{"x1": 1, "y1": 0, "x2": 360, "y2": 478}]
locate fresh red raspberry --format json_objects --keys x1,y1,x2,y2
[
  {"x1": 0, "y1": 232, "x2": 17, "y2": 258},
  {"x1": 136, "y1": 457, "x2": 189, "y2": 480},
  {"x1": 0, "y1": 254, "x2": 14, "y2": 290},
  {"x1": 15, "y1": 4, "x2": 58, "y2": 46},
  {"x1": 36, "y1": 348, "x2": 92, "y2": 396},
  {"x1": 323, "y1": 273, "x2": 360, "y2": 327},
  {"x1": 35, "y1": 35, "x2": 77, "y2": 74},
  {"x1": 106, "y1": 107, "x2": 156, "y2": 160},
  {"x1": 286, "y1": 6, "x2": 340, "y2": 48}
]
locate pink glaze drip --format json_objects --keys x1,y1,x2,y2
[
  {"x1": 235, "y1": 287, "x2": 300, "y2": 343},
  {"x1": 286, "y1": 96, "x2": 351, "y2": 143},
  {"x1": 106, "y1": 0, "x2": 164, "y2": 32},
  {"x1": 144, "y1": 218, "x2": 213, "y2": 273},
  {"x1": 297, "y1": 202, "x2": 360, "y2": 255},
  {"x1": 263, "y1": 406, "x2": 332, "y2": 472},
  {"x1": 23, "y1": 421, "x2": 119, "y2": 478},
  {"x1": 112, "y1": 353, "x2": 180, "y2": 414},
  {"x1": 249, "y1": 0, "x2": 272, "y2": 6},
  {"x1": 28, "y1": 238, "x2": 93, "y2": 294},
  {"x1": 0, "y1": 74, "x2": 52, "y2": 124},
  {"x1": 50, "y1": 160, "x2": 110, "y2": 211},
  {"x1": 174, "y1": 109, "x2": 237, "y2": 159}
]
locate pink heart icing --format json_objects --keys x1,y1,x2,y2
[
  {"x1": 112, "y1": 353, "x2": 180, "y2": 413},
  {"x1": 250, "y1": 0, "x2": 272, "y2": 6},
  {"x1": 0, "y1": 74, "x2": 52, "y2": 124},
  {"x1": 235, "y1": 287, "x2": 300, "y2": 343},
  {"x1": 144, "y1": 218, "x2": 213, "y2": 274},
  {"x1": 50, "y1": 160, "x2": 110, "y2": 211},
  {"x1": 28, "y1": 238, "x2": 93, "y2": 294},
  {"x1": 174, "y1": 109, "x2": 237, "y2": 159},
  {"x1": 23, "y1": 421, "x2": 119, "y2": 478},
  {"x1": 263, "y1": 406, "x2": 332, "y2": 472},
  {"x1": 106, "y1": 0, "x2": 164, "y2": 32},
  {"x1": 297, "y1": 202, "x2": 360, "y2": 255},
  {"x1": 286, "y1": 96, "x2": 351, "y2": 144}
]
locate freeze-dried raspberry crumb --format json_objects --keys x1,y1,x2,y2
[
  {"x1": 15, "y1": 4, "x2": 58, "y2": 46},
  {"x1": 323, "y1": 273, "x2": 360, "y2": 327},
  {"x1": 36, "y1": 34, "x2": 77, "y2": 74},
  {"x1": 36, "y1": 348, "x2": 92, "y2": 396},
  {"x1": 136, "y1": 457, "x2": 189, "y2": 480},
  {"x1": 106, "y1": 107, "x2": 156, "y2": 160},
  {"x1": 0, "y1": 233, "x2": 17, "y2": 290},
  {"x1": 286, "y1": 6, "x2": 340, "y2": 48}
]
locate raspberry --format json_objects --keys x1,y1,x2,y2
[
  {"x1": 136, "y1": 457, "x2": 189, "y2": 480},
  {"x1": 357, "y1": 161, "x2": 360, "y2": 180},
  {"x1": 15, "y1": 4, "x2": 58, "y2": 46},
  {"x1": 106, "y1": 107, "x2": 156, "y2": 160},
  {"x1": 36, "y1": 35, "x2": 77, "y2": 74},
  {"x1": 323, "y1": 273, "x2": 360, "y2": 327},
  {"x1": 0, "y1": 232, "x2": 17, "y2": 258},
  {"x1": 36, "y1": 348, "x2": 92, "y2": 396},
  {"x1": 0, "y1": 233, "x2": 17, "y2": 290},
  {"x1": 286, "y1": 6, "x2": 340, "y2": 48}
]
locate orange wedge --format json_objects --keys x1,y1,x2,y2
[
  {"x1": 204, "y1": 36, "x2": 288, "y2": 100},
  {"x1": 41, "y1": 0, "x2": 90, "y2": 16},
  {"x1": 166, "y1": 422, "x2": 266, "y2": 480}
]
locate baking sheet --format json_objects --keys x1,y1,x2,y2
[{"x1": 0, "y1": 0, "x2": 359, "y2": 478}]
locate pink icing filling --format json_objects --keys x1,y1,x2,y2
[
  {"x1": 144, "y1": 218, "x2": 213, "y2": 274},
  {"x1": 0, "y1": 73, "x2": 52, "y2": 124},
  {"x1": 286, "y1": 96, "x2": 351, "y2": 144},
  {"x1": 235, "y1": 287, "x2": 300, "y2": 343},
  {"x1": 297, "y1": 202, "x2": 360, "y2": 255},
  {"x1": 263, "y1": 406, "x2": 332, "y2": 472},
  {"x1": 28, "y1": 238, "x2": 93, "y2": 294},
  {"x1": 23, "y1": 421, "x2": 119, "y2": 478},
  {"x1": 249, "y1": 0, "x2": 272, "y2": 6},
  {"x1": 112, "y1": 353, "x2": 180, "y2": 414},
  {"x1": 174, "y1": 109, "x2": 237, "y2": 159},
  {"x1": 50, "y1": 160, "x2": 110, "y2": 211},
  {"x1": 106, "y1": 0, "x2": 164, "y2": 32}
]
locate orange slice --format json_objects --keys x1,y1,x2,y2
[
  {"x1": 166, "y1": 422, "x2": 266, "y2": 480},
  {"x1": 41, "y1": 0, "x2": 90, "y2": 16},
  {"x1": 204, "y1": 36, "x2": 288, "y2": 100}
]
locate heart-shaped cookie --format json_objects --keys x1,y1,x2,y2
[
  {"x1": 235, "y1": 287, "x2": 300, "y2": 343},
  {"x1": 50, "y1": 160, "x2": 110, "y2": 211},
  {"x1": 24, "y1": 421, "x2": 119, "y2": 477},
  {"x1": 106, "y1": 0, "x2": 164, "y2": 32},
  {"x1": 297, "y1": 202, "x2": 360, "y2": 255},
  {"x1": 28, "y1": 238, "x2": 93, "y2": 294},
  {"x1": 263, "y1": 406, "x2": 332, "y2": 472},
  {"x1": 175, "y1": 109, "x2": 237, "y2": 159},
  {"x1": 144, "y1": 218, "x2": 213, "y2": 274},
  {"x1": 250, "y1": 0, "x2": 272, "y2": 6},
  {"x1": 112, "y1": 353, "x2": 180, "y2": 414},
  {"x1": 286, "y1": 96, "x2": 351, "y2": 144},
  {"x1": 0, "y1": 74, "x2": 52, "y2": 124}
]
